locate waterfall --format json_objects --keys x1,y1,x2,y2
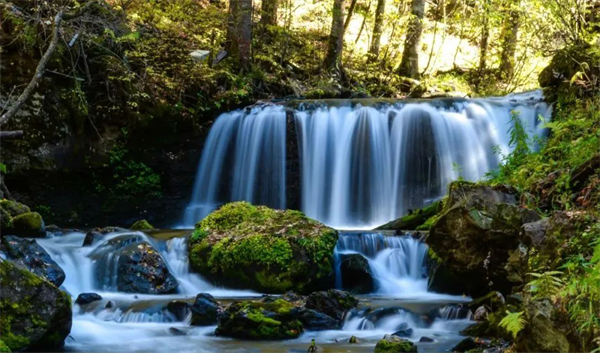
[{"x1": 183, "y1": 92, "x2": 551, "y2": 229}]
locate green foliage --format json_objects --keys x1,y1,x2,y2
[
  {"x1": 527, "y1": 271, "x2": 565, "y2": 298},
  {"x1": 499, "y1": 310, "x2": 527, "y2": 338},
  {"x1": 130, "y1": 219, "x2": 154, "y2": 230}
]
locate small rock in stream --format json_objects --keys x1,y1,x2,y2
[
  {"x1": 168, "y1": 327, "x2": 187, "y2": 336},
  {"x1": 419, "y1": 336, "x2": 434, "y2": 343},
  {"x1": 75, "y1": 292, "x2": 103, "y2": 306}
]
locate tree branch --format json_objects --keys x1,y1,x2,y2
[
  {"x1": 0, "y1": 11, "x2": 63, "y2": 128},
  {"x1": 0, "y1": 131, "x2": 24, "y2": 139}
]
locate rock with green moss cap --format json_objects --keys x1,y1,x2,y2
[
  {"x1": 427, "y1": 181, "x2": 540, "y2": 296},
  {"x1": 0, "y1": 260, "x2": 72, "y2": 352},
  {"x1": 374, "y1": 334, "x2": 418, "y2": 353},
  {"x1": 188, "y1": 202, "x2": 338, "y2": 293},
  {"x1": 130, "y1": 219, "x2": 155, "y2": 230},
  {"x1": 216, "y1": 297, "x2": 304, "y2": 340},
  {"x1": 0, "y1": 200, "x2": 31, "y2": 231},
  {"x1": 7, "y1": 212, "x2": 45, "y2": 237},
  {"x1": 376, "y1": 200, "x2": 442, "y2": 231}
]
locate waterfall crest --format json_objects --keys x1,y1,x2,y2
[{"x1": 183, "y1": 93, "x2": 551, "y2": 229}]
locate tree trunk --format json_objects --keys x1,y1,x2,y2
[
  {"x1": 324, "y1": 0, "x2": 347, "y2": 69},
  {"x1": 368, "y1": 0, "x2": 386, "y2": 61},
  {"x1": 343, "y1": 0, "x2": 358, "y2": 32},
  {"x1": 478, "y1": 0, "x2": 490, "y2": 73},
  {"x1": 397, "y1": 0, "x2": 426, "y2": 78},
  {"x1": 498, "y1": 3, "x2": 521, "y2": 80},
  {"x1": 227, "y1": 0, "x2": 253, "y2": 71},
  {"x1": 260, "y1": 0, "x2": 278, "y2": 27}
]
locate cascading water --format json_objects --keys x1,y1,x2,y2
[{"x1": 183, "y1": 92, "x2": 551, "y2": 229}]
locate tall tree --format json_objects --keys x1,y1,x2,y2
[
  {"x1": 227, "y1": 0, "x2": 253, "y2": 70},
  {"x1": 324, "y1": 0, "x2": 347, "y2": 69},
  {"x1": 368, "y1": 0, "x2": 386, "y2": 61},
  {"x1": 498, "y1": 1, "x2": 521, "y2": 80},
  {"x1": 343, "y1": 0, "x2": 359, "y2": 32},
  {"x1": 260, "y1": 0, "x2": 278, "y2": 27},
  {"x1": 397, "y1": 0, "x2": 426, "y2": 78},
  {"x1": 478, "y1": 0, "x2": 490, "y2": 73}
]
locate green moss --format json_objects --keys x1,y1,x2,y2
[
  {"x1": 130, "y1": 219, "x2": 155, "y2": 230},
  {"x1": 189, "y1": 202, "x2": 338, "y2": 293},
  {"x1": 9, "y1": 212, "x2": 44, "y2": 234},
  {"x1": 374, "y1": 338, "x2": 418, "y2": 353},
  {"x1": 0, "y1": 200, "x2": 30, "y2": 217},
  {"x1": 378, "y1": 200, "x2": 442, "y2": 230}
]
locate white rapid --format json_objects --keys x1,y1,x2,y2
[{"x1": 183, "y1": 92, "x2": 551, "y2": 229}]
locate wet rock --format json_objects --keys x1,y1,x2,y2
[
  {"x1": 474, "y1": 306, "x2": 489, "y2": 321},
  {"x1": 305, "y1": 289, "x2": 358, "y2": 321},
  {"x1": 419, "y1": 336, "x2": 434, "y2": 342},
  {"x1": 374, "y1": 334, "x2": 418, "y2": 353},
  {"x1": 105, "y1": 301, "x2": 115, "y2": 309},
  {"x1": 1, "y1": 236, "x2": 65, "y2": 287},
  {"x1": 168, "y1": 327, "x2": 187, "y2": 336},
  {"x1": 96, "y1": 226, "x2": 129, "y2": 234},
  {"x1": 348, "y1": 335, "x2": 359, "y2": 343},
  {"x1": 190, "y1": 293, "x2": 223, "y2": 326},
  {"x1": 187, "y1": 202, "x2": 338, "y2": 293},
  {"x1": 130, "y1": 219, "x2": 155, "y2": 230},
  {"x1": 290, "y1": 307, "x2": 339, "y2": 330},
  {"x1": 75, "y1": 293, "x2": 103, "y2": 306},
  {"x1": 339, "y1": 253, "x2": 374, "y2": 294},
  {"x1": 392, "y1": 322, "x2": 413, "y2": 337},
  {"x1": 0, "y1": 260, "x2": 72, "y2": 352},
  {"x1": 428, "y1": 181, "x2": 540, "y2": 296},
  {"x1": 116, "y1": 242, "x2": 178, "y2": 294},
  {"x1": 452, "y1": 337, "x2": 478, "y2": 352},
  {"x1": 82, "y1": 231, "x2": 102, "y2": 246},
  {"x1": 216, "y1": 297, "x2": 303, "y2": 340},
  {"x1": 166, "y1": 300, "x2": 191, "y2": 321},
  {"x1": 91, "y1": 234, "x2": 178, "y2": 294}
]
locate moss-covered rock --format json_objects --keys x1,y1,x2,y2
[
  {"x1": 216, "y1": 297, "x2": 303, "y2": 340},
  {"x1": 7, "y1": 212, "x2": 45, "y2": 237},
  {"x1": 130, "y1": 219, "x2": 155, "y2": 230},
  {"x1": 0, "y1": 200, "x2": 31, "y2": 232},
  {"x1": 1, "y1": 236, "x2": 66, "y2": 287},
  {"x1": 427, "y1": 182, "x2": 540, "y2": 296},
  {"x1": 376, "y1": 200, "x2": 442, "y2": 231},
  {"x1": 0, "y1": 260, "x2": 72, "y2": 352},
  {"x1": 515, "y1": 298, "x2": 570, "y2": 353},
  {"x1": 188, "y1": 202, "x2": 338, "y2": 293},
  {"x1": 374, "y1": 334, "x2": 418, "y2": 353}
]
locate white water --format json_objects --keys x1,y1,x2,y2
[
  {"x1": 32, "y1": 230, "x2": 473, "y2": 352},
  {"x1": 183, "y1": 93, "x2": 551, "y2": 229}
]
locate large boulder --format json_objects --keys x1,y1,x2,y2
[
  {"x1": 374, "y1": 334, "x2": 418, "y2": 353},
  {"x1": 0, "y1": 200, "x2": 30, "y2": 230},
  {"x1": 290, "y1": 307, "x2": 340, "y2": 330},
  {"x1": 188, "y1": 202, "x2": 338, "y2": 293},
  {"x1": 91, "y1": 234, "x2": 178, "y2": 294},
  {"x1": 0, "y1": 260, "x2": 72, "y2": 352},
  {"x1": 339, "y1": 253, "x2": 374, "y2": 294},
  {"x1": 427, "y1": 182, "x2": 540, "y2": 296},
  {"x1": 0, "y1": 236, "x2": 65, "y2": 287},
  {"x1": 215, "y1": 298, "x2": 303, "y2": 340}
]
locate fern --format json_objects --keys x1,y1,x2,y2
[
  {"x1": 499, "y1": 310, "x2": 526, "y2": 338},
  {"x1": 527, "y1": 271, "x2": 565, "y2": 298}
]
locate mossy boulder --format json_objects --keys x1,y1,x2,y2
[
  {"x1": 216, "y1": 297, "x2": 303, "y2": 340},
  {"x1": 130, "y1": 219, "x2": 155, "y2": 230},
  {"x1": 7, "y1": 212, "x2": 45, "y2": 238},
  {"x1": 376, "y1": 200, "x2": 442, "y2": 231},
  {"x1": 11, "y1": 212, "x2": 45, "y2": 235},
  {"x1": 0, "y1": 200, "x2": 32, "y2": 234},
  {"x1": 0, "y1": 260, "x2": 72, "y2": 352},
  {"x1": 188, "y1": 202, "x2": 338, "y2": 293},
  {"x1": 374, "y1": 334, "x2": 418, "y2": 353},
  {"x1": 427, "y1": 181, "x2": 540, "y2": 296},
  {"x1": 516, "y1": 298, "x2": 570, "y2": 353}
]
